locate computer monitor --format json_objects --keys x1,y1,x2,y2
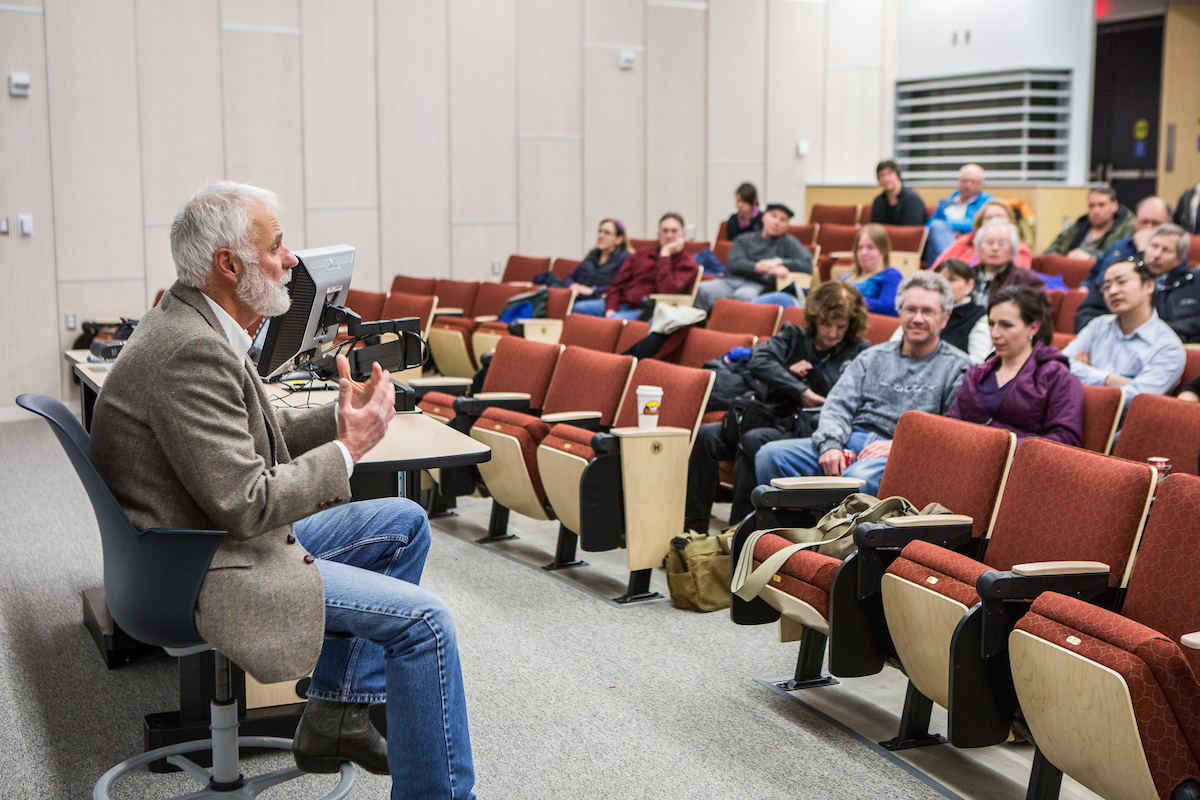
[{"x1": 255, "y1": 244, "x2": 354, "y2": 379}]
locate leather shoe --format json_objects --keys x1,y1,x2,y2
[{"x1": 292, "y1": 698, "x2": 389, "y2": 775}]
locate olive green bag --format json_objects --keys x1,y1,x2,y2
[{"x1": 664, "y1": 531, "x2": 733, "y2": 612}]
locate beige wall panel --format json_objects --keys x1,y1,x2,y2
[
  {"x1": 135, "y1": 0, "x2": 224, "y2": 222},
  {"x1": 824, "y1": 68, "x2": 883, "y2": 183},
  {"x1": 518, "y1": 140, "x2": 583, "y2": 257},
  {"x1": 44, "y1": 0, "x2": 144, "y2": 281},
  {"x1": 1, "y1": 8, "x2": 60, "y2": 405},
  {"x1": 301, "y1": 0, "x2": 377, "y2": 207},
  {"x1": 377, "y1": 0, "x2": 451, "y2": 281},
  {"x1": 451, "y1": 225, "x2": 519, "y2": 282},
  {"x1": 707, "y1": 0, "x2": 765, "y2": 239},
  {"x1": 765, "y1": 0, "x2": 826, "y2": 214},
  {"x1": 57, "y1": 280, "x2": 147, "y2": 401},
  {"x1": 706, "y1": 163, "x2": 764, "y2": 241},
  {"x1": 880, "y1": 0, "x2": 899, "y2": 162},
  {"x1": 518, "y1": 0, "x2": 582, "y2": 136},
  {"x1": 222, "y1": 29, "x2": 306, "y2": 246},
  {"x1": 582, "y1": 48, "x2": 645, "y2": 237},
  {"x1": 448, "y1": 0, "x2": 518, "y2": 250},
  {"x1": 219, "y1": 0, "x2": 299, "y2": 29},
  {"x1": 144, "y1": 226, "x2": 176, "y2": 307},
  {"x1": 1158, "y1": 4, "x2": 1200, "y2": 203},
  {"x1": 645, "y1": 5, "x2": 706, "y2": 236},
  {"x1": 583, "y1": 0, "x2": 644, "y2": 43},
  {"x1": 825, "y1": 0, "x2": 884, "y2": 66},
  {"x1": 305, "y1": 210, "x2": 381, "y2": 291}
]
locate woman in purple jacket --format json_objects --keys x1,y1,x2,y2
[{"x1": 947, "y1": 285, "x2": 1084, "y2": 446}]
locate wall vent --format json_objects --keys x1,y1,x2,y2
[{"x1": 894, "y1": 68, "x2": 1071, "y2": 183}]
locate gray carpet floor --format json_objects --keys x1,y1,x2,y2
[{"x1": 0, "y1": 418, "x2": 1097, "y2": 799}]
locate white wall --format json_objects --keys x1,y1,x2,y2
[{"x1": 896, "y1": 0, "x2": 1096, "y2": 184}]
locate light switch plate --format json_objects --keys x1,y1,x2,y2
[
  {"x1": 17, "y1": 214, "x2": 32, "y2": 236},
  {"x1": 0, "y1": 219, "x2": 8, "y2": 235}
]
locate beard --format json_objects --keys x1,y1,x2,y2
[{"x1": 236, "y1": 252, "x2": 292, "y2": 318}]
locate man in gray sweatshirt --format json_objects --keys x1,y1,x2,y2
[
  {"x1": 755, "y1": 271, "x2": 969, "y2": 495},
  {"x1": 695, "y1": 203, "x2": 813, "y2": 311}
]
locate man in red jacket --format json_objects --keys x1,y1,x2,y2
[{"x1": 602, "y1": 212, "x2": 699, "y2": 319}]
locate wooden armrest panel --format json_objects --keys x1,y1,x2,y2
[
  {"x1": 540, "y1": 410, "x2": 603, "y2": 423},
  {"x1": 1011, "y1": 560, "x2": 1109, "y2": 577},
  {"x1": 609, "y1": 425, "x2": 690, "y2": 439},
  {"x1": 432, "y1": 307, "x2": 463, "y2": 316},
  {"x1": 886, "y1": 514, "x2": 974, "y2": 528},
  {"x1": 474, "y1": 315, "x2": 499, "y2": 323},
  {"x1": 473, "y1": 391, "x2": 530, "y2": 401},
  {"x1": 1181, "y1": 632, "x2": 1200, "y2": 650},
  {"x1": 648, "y1": 293, "x2": 694, "y2": 306},
  {"x1": 409, "y1": 376, "x2": 473, "y2": 387},
  {"x1": 770, "y1": 476, "x2": 865, "y2": 490}
]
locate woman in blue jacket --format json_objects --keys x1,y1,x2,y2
[{"x1": 841, "y1": 223, "x2": 903, "y2": 316}]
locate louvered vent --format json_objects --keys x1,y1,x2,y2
[{"x1": 894, "y1": 68, "x2": 1071, "y2": 183}]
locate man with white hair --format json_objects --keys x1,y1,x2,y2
[
  {"x1": 926, "y1": 163, "x2": 994, "y2": 261},
  {"x1": 755, "y1": 271, "x2": 970, "y2": 496},
  {"x1": 89, "y1": 182, "x2": 477, "y2": 799},
  {"x1": 971, "y1": 219, "x2": 1046, "y2": 306}
]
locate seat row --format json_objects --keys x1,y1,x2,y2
[{"x1": 731, "y1": 408, "x2": 1200, "y2": 800}]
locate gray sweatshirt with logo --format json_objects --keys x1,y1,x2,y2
[{"x1": 811, "y1": 340, "x2": 970, "y2": 454}]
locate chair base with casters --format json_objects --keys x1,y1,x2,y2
[{"x1": 95, "y1": 647, "x2": 355, "y2": 800}]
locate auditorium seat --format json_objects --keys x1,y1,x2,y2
[
  {"x1": 787, "y1": 223, "x2": 818, "y2": 247},
  {"x1": 778, "y1": 305, "x2": 805, "y2": 331},
  {"x1": 1032, "y1": 254, "x2": 1094, "y2": 290},
  {"x1": 500, "y1": 255, "x2": 552, "y2": 284},
  {"x1": 536, "y1": 359, "x2": 714, "y2": 602},
  {"x1": 674, "y1": 328, "x2": 755, "y2": 370},
  {"x1": 879, "y1": 224, "x2": 927, "y2": 274},
  {"x1": 1112, "y1": 393, "x2": 1200, "y2": 475},
  {"x1": 683, "y1": 241, "x2": 710, "y2": 255},
  {"x1": 707, "y1": 298, "x2": 780, "y2": 339},
  {"x1": 1051, "y1": 331, "x2": 1075, "y2": 352},
  {"x1": 809, "y1": 204, "x2": 859, "y2": 226},
  {"x1": 471, "y1": 286, "x2": 576, "y2": 357},
  {"x1": 1010, "y1": 472, "x2": 1200, "y2": 800},
  {"x1": 1056, "y1": 287, "x2": 1087, "y2": 333},
  {"x1": 428, "y1": 282, "x2": 530, "y2": 376},
  {"x1": 1081, "y1": 385, "x2": 1123, "y2": 454},
  {"x1": 344, "y1": 289, "x2": 387, "y2": 322},
  {"x1": 551, "y1": 257, "x2": 580, "y2": 280},
  {"x1": 815, "y1": 223, "x2": 860, "y2": 282},
  {"x1": 713, "y1": 240, "x2": 733, "y2": 265},
  {"x1": 390, "y1": 274, "x2": 438, "y2": 295},
  {"x1": 731, "y1": 412, "x2": 1014, "y2": 692},
  {"x1": 880, "y1": 437, "x2": 1155, "y2": 749},
  {"x1": 380, "y1": 291, "x2": 438, "y2": 337},
  {"x1": 614, "y1": 320, "x2": 650, "y2": 354},
  {"x1": 864, "y1": 313, "x2": 901, "y2": 345},
  {"x1": 559, "y1": 314, "x2": 624, "y2": 352}
]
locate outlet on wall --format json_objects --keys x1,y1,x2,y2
[
  {"x1": 491, "y1": 260, "x2": 501, "y2": 275},
  {"x1": 65, "y1": 313, "x2": 76, "y2": 331}
]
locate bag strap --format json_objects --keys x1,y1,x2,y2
[{"x1": 731, "y1": 496, "x2": 917, "y2": 602}]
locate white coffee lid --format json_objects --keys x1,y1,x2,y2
[{"x1": 635, "y1": 385, "x2": 663, "y2": 396}]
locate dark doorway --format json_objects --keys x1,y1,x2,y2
[{"x1": 1090, "y1": 16, "x2": 1164, "y2": 207}]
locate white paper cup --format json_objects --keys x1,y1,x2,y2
[{"x1": 636, "y1": 385, "x2": 663, "y2": 429}]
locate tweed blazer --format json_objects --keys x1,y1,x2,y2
[{"x1": 89, "y1": 282, "x2": 351, "y2": 683}]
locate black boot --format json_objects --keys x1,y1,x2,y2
[{"x1": 292, "y1": 698, "x2": 389, "y2": 775}]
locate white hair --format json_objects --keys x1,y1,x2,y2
[
  {"x1": 895, "y1": 270, "x2": 954, "y2": 316},
  {"x1": 170, "y1": 181, "x2": 281, "y2": 288},
  {"x1": 973, "y1": 218, "x2": 1020, "y2": 257},
  {"x1": 1149, "y1": 223, "x2": 1191, "y2": 263},
  {"x1": 960, "y1": 163, "x2": 985, "y2": 182}
]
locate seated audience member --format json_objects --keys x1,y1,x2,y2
[
  {"x1": 724, "y1": 182, "x2": 763, "y2": 241},
  {"x1": 931, "y1": 198, "x2": 1032, "y2": 271},
  {"x1": 1044, "y1": 185, "x2": 1135, "y2": 260},
  {"x1": 1075, "y1": 220, "x2": 1196, "y2": 337},
  {"x1": 684, "y1": 282, "x2": 871, "y2": 532},
  {"x1": 584, "y1": 212, "x2": 699, "y2": 320},
  {"x1": 926, "y1": 163, "x2": 993, "y2": 261},
  {"x1": 536, "y1": 218, "x2": 630, "y2": 314},
  {"x1": 1063, "y1": 259, "x2": 1186, "y2": 398},
  {"x1": 972, "y1": 219, "x2": 1046, "y2": 305},
  {"x1": 695, "y1": 203, "x2": 812, "y2": 311},
  {"x1": 756, "y1": 271, "x2": 970, "y2": 496},
  {"x1": 869, "y1": 160, "x2": 929, "y2": 226},
  {"x1": 890, "y1": 258, "x2": 990, "y2": 363},
  {"x1": 841, "y1": 223, "x2": 903, "y2": 316},
  {"x1": 89, "y1": 181, "x2": 476, "y2": 798},
  {"x1": 1174, "y1": 180, "x2": 1200, "y2": 234},
  {"x1": 947, "y1": 286, "x2": 1084, "y2": 446},
  {"x1": 1080, "y1": 196, "x2": 1172, "y2": 292}
]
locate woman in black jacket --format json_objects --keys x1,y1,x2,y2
[
  {"x1": 685, "y1": 282, "x2": 872, "y2": 531},
  {"x1": 534, "y1": 218, "x2": 631, "y2": 315}
]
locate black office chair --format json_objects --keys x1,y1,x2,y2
[{"x1": 16, "y1": 394, "x2": 355, "y2": 799}]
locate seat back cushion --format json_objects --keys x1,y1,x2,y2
[
  {"x1": 480, "y1": 336, "x2": 561, "y2": 409},
  {"x1": 612, "y1": 359, "x2": 712, "y2": 432},
  {"x1": 559, "y1": 314, "x2": 624, "y2": 352},
  {"x1": 478, "y1": 407, "x2": 552, "y2": 500},
  {"x1": 1113, "y1": 393, "x2": 1200, "y2": 476},
  {"x1": 433, "y1": 279, "x2": 481, "y2": 315},
  {"x1": 541, "y1": 346, "x2": 634, "y2": 425},
  {"x1": 707, "y1": 298, "x2": 779, "y2": 338}
]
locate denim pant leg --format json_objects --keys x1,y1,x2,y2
[
  {"x1": 612, "y1": 304, "x2": 644, "y2": 320},
  {"x1": 571, "y1": 297, "x2": 607, "y2": 316},
  {"x1": 926, "y1": 220, "x2": 959, "y2": 261},
  {"x1": 752, "y1": 291, "x2": 797, "y2": 307},
  {"x1": 755, "y1": 428, "x2": 879, "y2": 486},
  {"x1": 295, "y1": 497, "x2": 431, "y2": 703},
  {"x1": 842, "y1": 430, "x2": 887, "y2": 496},
  {"x1": 317, "y1": 559, "x2": 476, "y2": 800}
]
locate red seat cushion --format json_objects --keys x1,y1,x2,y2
[
  {"x1": 1017, "y1": 592, "x2": 1200, "y2": 796},
  {"x1": 540, "y1": 423, "x2": 598, "y2": 462},
  {"x1": 418, "y1": 391, "x2": 457, "y2": 419},
  {"x1": 478, "y1": 407, "x2": 552, "y2": 501},
  {"x1": 475, "y1": 320, "x2": 509, "y2": 334},
  {"x1": 752, "y1": 533, "x2": 841, "y2": 619},
  {"x1": 886, "y1": 539, "x2": 991, "y2": 609}
]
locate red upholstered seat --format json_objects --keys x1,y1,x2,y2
[
  {"x1": 551, "y1": 258, "x2": 580, "y2": 280},
  {"x1": 541, "y1": 346, "x2": 635, "y2": 426},
  {"x1": 1081, "y1": 384, "x2": 1122, "y2": 453},
  {"x1": 1047, "y1": 290, "x2": 1065, "y2": 330},
  {"x1": 380, "y1": 292, "x2": 437, "y2": 334},
  {"x1": 390, "y1": 275, "x2": 438, "y2": 295},
  {"x1": 683, "y1": 241, "x2": 710, "y2": 255},
  {"x1": 713, "y1": 240, "x2": 733, "y2": 264},
  {"x1": 418, "y1": 391, "x2": 457, "y2": 420},
  {"x1": 1032, "y1": 254, "x2": 1094, "y2": 289},
  {"x1": 1113, "y1": 393, "x2": 1200, "y2": 476},
  {"x1": 477, "y1": 407, "x2": 552, "y2": 500},
  {"x1": 1057, "y1": 287, "x2": 1088, "y2": 333},
  {"x1": 345, "y1": 289, "x2": 387, "y2": 322},
  {"x1": 613, "y1": 320, "x2": 650, "y2": 354},
  {"x1": 1181, "y1": 348, "x2": 1200, "y2": 393},
  {"x1": 707, "y1": 298, "x2": 779, "y2": 338},
  {"x1": 475, "y1": 336, "x2": 561, "y2": 410},
  {"x1": 879, "y1": 224, "x2": 925, "y2": 253},
  {"x1": 432, "y1": 279, "x2": 480, "y2": 316},
  {"x1": 676, "y1": 328, "x2": 755, "y2": 369},
  {"x1": 753, "y1": 534, "x2": 841, "y2": 619},
  {"x1": 810, "y1": 204, "x2": 858, "y2": 226},
  {"x1": 472, "y1": 282, "x2": 530, "y2": 319},
  {"x1": 500, "y1": 255, "x2": 552, "y2": 283},
  {"x1": 779, "y1": 306, "x2": 805, "y2": 330},
  {"x1": 864, "y1": 313, "x2": 901, "y2": 345},
  {"x1": 541, "y1": 423, "x2": 597, "y2": 462},
  {"x1": 787, "y1": 223, "x2": 818, "y2": 247},
  {"x1": 559, "y1": 314, "x2": 624, "y2": 352}
]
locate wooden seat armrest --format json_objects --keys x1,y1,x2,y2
[
  {"x1": 432, "y1": 307, "x2": 464, "y2": 317},
  {"x1": 886, "y1": 514, "x2": 974, "y2": 528},
  {"x1": 770, "y1": 476, "x2": 865, "y2": 490},
  {"x1": 1182, "y1": 633, "x2": 1200, "y2": 650},
  {"x1": 829, "y1": 251, "x2": 854, "y2": 260},
  {"x1": 609, "y1": 426, "x2": 690, "y2": 438},
  {"x1": 452, "y1": 392, "x2": 531, "y2": 416},
  {"x1": 776, "y1": 271, "x2": 813, "y2": 292},
  {"x1": 473, "y1": 392, "x2": 531, "y2": 401},
  {"x1": 409, "y1": 376, "x2": 473, "y2": 400},
  {"x1": 648, "y1": 293, "x2": 694, "y2": 307},
  {"x1": 474, "y1": 315, "x2": 499, "y2": 323},
  {"x1": 540, "y1": 411, "x2": 603, "y2": 424},
  {"x1": 1011, "y1": 561, "x2": 1109, "y2": 577}
]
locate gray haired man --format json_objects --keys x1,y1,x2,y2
[{"x1": 755, "y1": 271, "x2": 970, "y2": 495}]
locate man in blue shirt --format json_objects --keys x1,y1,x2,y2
[
  {"x1": 1063, "y1": 260, "x2": 1185, "y2": 398},
  {"x1": 925, "y1": 164, "x2": 993, "y2": 262}
]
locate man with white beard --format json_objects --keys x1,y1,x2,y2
[{"x1": 88, "y1": 181, "x2": 478, "y2": 800}]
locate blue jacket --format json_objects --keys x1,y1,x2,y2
[
  {"x1": 1083, "y1": 235, "x2": 1140, "y2": 290},
  {"x1": 847, "y1": 267, "x2": 904, "y2": 316},
  {"x1": 929, "y1": 190, "x2": 995, "y2": 235}
]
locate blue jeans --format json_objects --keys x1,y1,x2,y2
[
  {"x1": 925, "y1": 219, "x2": 962, "y2": 262},
  {"x1": 755, "y1": 428, "x2": 889, "y2": 497},
  {"x1": 571, "y1": 297, "x2": 607, "y2": 316},
  {"x1": 752, "y1": 291, "x2": 799, "y2": 307},
  {"x1": 295, "y1": 498, "x2": 476, "y2": 800}
]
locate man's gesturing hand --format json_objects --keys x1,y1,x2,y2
[{"x1": 336, "y1": 355, "x2": 396, "y2": 463}]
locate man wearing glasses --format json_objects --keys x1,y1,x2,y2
[
  {"x1": 755, "y1": 271, "x2": 970, "y2": 496},
  {"x1": 1063, "y1": 259, "x2": 1185, "y2": 397}
]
